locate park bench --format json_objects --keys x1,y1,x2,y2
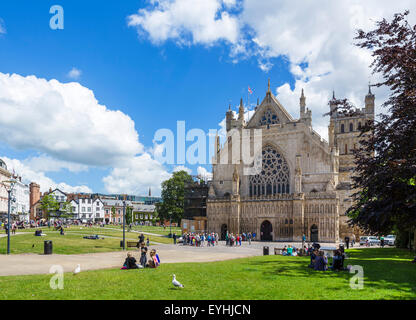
[{"x1": 127, "y1": 241, "x2": 139, "y2": 248}]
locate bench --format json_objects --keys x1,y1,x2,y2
[
  {"x1": 127, "y1": 241, "x2": 139, "y2": 248},
  {"x1": 274, "y1": 248, "x2": 282, "y2": 255}
]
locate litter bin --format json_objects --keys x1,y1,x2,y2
[
  {"x1": 120, "y1": 240, "x2": 124, "y2": 248},
  {"x1": 263, "y1": 246, "x2": 269, "y2": 255},
  {"x1": 44, "y1": 240, "x2": 53, "y2": 255}
]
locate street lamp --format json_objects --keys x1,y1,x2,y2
[
  {"x1": 122, "y1": 195, "x2": 126, "y2": 250},
  {"x1": 1, "y1": 179, "x2": 16, "y2": 255}
]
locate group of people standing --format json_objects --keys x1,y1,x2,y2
[
  {"x1": 181, "y1": 232, "x2": 219, "y2": 247},
  {"x1": 225, "y1": 232, "x2": 254, "y2": 246}
]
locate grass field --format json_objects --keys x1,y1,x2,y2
[
  {"x1": 0, "y1": 226, "x2": 175, "y2": 254},
  {"x1": 0, "y1": 248, "x2": 414, "y2": 300}
]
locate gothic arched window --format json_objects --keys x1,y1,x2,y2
[
  {"x1": 349, "y1": 123, "x2": 353, "y2": 132},
  {"x1": 259, "y1": 108, "x2": 279, "y2": 126},
  {"x1": 249, "y1": 145, "x2": 290, "y2": 196},
  {"x1": 341, "y1": 124, "x2": 345, "y2": 133}
]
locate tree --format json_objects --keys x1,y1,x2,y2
[
  {"x1": 333, "y1": 12, "x2": 416, "y2": 243},
  {"x1": 39, "y1": 194, "x2": 60, "y2": 220},
  {"x1": 158, "y1": 170, "x2": 193, "y2": 224},
  {"x1": 125, "y1": 206, "x2": 133, "y2": 225},
  {"x1": 111, "y1": 206, "x2": 116, "y2": 223},
  {"x1": 59, "y1": 201, "x2": 74, "y2": 220}
]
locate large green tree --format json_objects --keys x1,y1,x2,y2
[
  {"x1": 158, "y1": 170, "x2": 193, "y2": 224},
  {"x1": 332, "y1": 12, "x2": 416, "y2": 242},
  {"x1": 125, "y1": 206, "x2": 133, "y2": 225},
  {"x1": 39, "y1": 194, "x2": 60, "y2": 220}
]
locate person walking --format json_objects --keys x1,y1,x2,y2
[
  {"x1": 173, "y1": 233, "x2": 177, "y2": 245},
  {"x1": 380, "y1": 236, "x2": 385, "y2": 248},
  {"x1": 248, "y1": 232, "x2": 252, "y2": 245},
  {"x1": 344, "y1": 236, "x2": 350, "y2": 249}
]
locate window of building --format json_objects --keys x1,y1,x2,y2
[
  {"x1": 249, "y1": 145, "x2": 290, "y2": 196},
  {"x1": 82, "y1": 207, "x2": 85, "y2": 212},
  {"x1": 358, "y1": 122, "x2": 362, "y2": 130},
  {"x1": 105, "y1": 209, "x2": 109, "y2": 214},
  {"x1": 349, "y1": 123, "x2": 353, "y2": 132},
  {"x1": 260, "y1": 108, "x2": 279, "y2": 125},
  {"x1": 341, "y1": 123, "x2": 345, "y2": 133},
  {"x1": 96, "y1": 207, "x2": 100, "y2": 211},
  {"x1": 345, "y1": 144, "x2": 348, "y2": 154},
  {"x1": 87, "y1": 207, "x2": 91, "y2": 212}
]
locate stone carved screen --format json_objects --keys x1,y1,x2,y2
[
  {"x1": 249, "y1": 145, "x2": 290, "y2": 196},
  {"x1": 259, "y1": 108, "x2": 279, "y2": 125}
]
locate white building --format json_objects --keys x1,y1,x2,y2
[
  {"x1": 10, "y1": 177, "x2": 30, "y2": 222},
  {"x1": 71, "y1": 197, "x2": 104, "y2": 222},
  {"x1": 0, "y1": 159, "x2": 11, "y2": 219}
]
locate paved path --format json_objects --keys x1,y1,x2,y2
[{"x1": 0, "y1": 242, "x2": 265, "y2": 276}]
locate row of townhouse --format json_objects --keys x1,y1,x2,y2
[{"x1": 0, "y1": 158, "x2": 30, "y2": 222}]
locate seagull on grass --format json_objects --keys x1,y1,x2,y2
[
  {"x1": 172, "y1": 274, "x2": 184, "y2": 288},
  {"x1": 73, "y1": 264, "x2": 81, "y2": 275}
]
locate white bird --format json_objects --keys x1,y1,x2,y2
[
  {"x1": 172, "y1": 274, "x2": 184, "y2": 288},
  {"x1": 73, "y1": 264, "x2": 81, "y2": 275}
]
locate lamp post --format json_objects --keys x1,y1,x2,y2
[
  {"x1": 1, "y1": 179, "x2": 16, "y2": 255},
  {"x1": 122, "y1": 195, "x2": 126, "y2": 250}
]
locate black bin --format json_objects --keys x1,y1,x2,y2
[
  {"x1": 44, "y1": 240, "x2": 53, "y2": 255},
  {"x1": 263, "y1": 246, "x2": 269, "y2": 255},
  {"x1": 120, "y1": 240, "x2": 124, "y2": 248}
]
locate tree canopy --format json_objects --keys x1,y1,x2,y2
[
  {"x1": 157, "y1": 170, "x2": 193, "y2": 224},
  {"x1": 335, "y1": 11, "x2": 416, "y2": 236}
]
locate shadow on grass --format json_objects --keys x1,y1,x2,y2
[{"x1": 249, "y1": 249, "x2": 416, "y2": 299}]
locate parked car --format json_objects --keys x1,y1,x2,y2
[
  {"x1": 359, "y1": 236, "x2": 369, "y2": 246},
  {"x1": 384, "y1": 235, "x2": 396, "y2": 246},
  {"x1": 360, "y1": 236, "x2": 380, "y2": 246}
]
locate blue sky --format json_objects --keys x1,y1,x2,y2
[{"x1": 0, "y1": 1, "x2": 414, "y2": 195}]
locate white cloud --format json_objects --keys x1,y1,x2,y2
[
  {"x1": 197, "y1": 166, "x2": 212, "y2": 181},
  {"x1": 0, "y1": 72, "x2": 143, "y2": 167},
  {"x1": 127, "y1": 0, "x2": 240, "y2": 45},
  {"x1": 2, "y1": 157, "x2": 91, "y2": 193},
  {"x1": 173, "y1": 165, "x2": 192, "y2": 174},
  {"x1": 102, "y1": 153, "x2": 171, "y2": 196},
  {"x1": 22, "y1": 155, "x2": 88, "y2": 173},
  {"x1": 130, "y1": 1, "x2": 416, "y2": 141},
  {"x1": 67, "y1": 67, "x2": 82, "y2": 79}
]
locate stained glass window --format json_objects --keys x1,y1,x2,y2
[
  {"x1": 259, "y1": 108, "x2": 279, "y2": 125},
  {"x1": 249, "y1": 145, "x2": 290, "y2": 196}
]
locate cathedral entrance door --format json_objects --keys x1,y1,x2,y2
[
  {"x1": 221, "y1": 224, "x2": 228, "y2": 240},
  {"x1": 260, "y1": 220, "x2": 273, "y2": 241},
  {"x1": 310, "y1": 225, "x2": 319, "y2": 242}
]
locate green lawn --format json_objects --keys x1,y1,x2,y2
[
  {"x1": 0, "y1": 248, "x2": 415, "y2": 300},
  {"x1": 0, "y1": 226, "x2": 174, "y2": 254}
]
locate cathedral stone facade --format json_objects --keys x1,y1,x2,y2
[{"x1": 206, "y1": 81, "x2": 374, "y2": 243}]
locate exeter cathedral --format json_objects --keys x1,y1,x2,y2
[{"x1": 206, "y1": 80, "x2": 375, "y2": 243}]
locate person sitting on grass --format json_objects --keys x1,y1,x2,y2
[
  {"x1": 308, "y1": 249, "x2": 318, "y2": 268},
  {"x1": 282, "y1": 246, "x2": 287, "y2": 256},
  {"x1": 314, "y1": 251, "x2": 327, "y2": 271},
  {"x1": 287, "y1": 245, "x2": 293, "y2": 256},
  {"x1": 147, "y1": 249, "x2": 160, "y2": 268},
  {"x1": 331, "y1": 250, "x2": 344, "y2": 271},
  {"x1": 60, "y1": 226, "x2": 65, "y2": 235},
  {"x1": 122, "y1": 252, "x2": 139, "y2": 269}
]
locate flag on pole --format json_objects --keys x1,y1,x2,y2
[{"x1": 248, "y1": 86, "x2": 253, "y2": 94}]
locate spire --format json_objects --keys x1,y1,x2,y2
[
  {"x1": 300, "y1": 88, "x2": 306, "y2": 114},
  {"x1": 332, "y1": 90, "x2": 336, "y2": 100},
  {"x1": 238, "y1": 98, "x2": 244, "y2": 121},
  {"x1": 267, "y1": 78, "x2": 271, "y2": 93},
  {"x1": 257, "y1": 98, "x2": 259, "y2": 106},
  {"x1": 228, "y1": 103, "x2": 231, "y2": 111}
]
